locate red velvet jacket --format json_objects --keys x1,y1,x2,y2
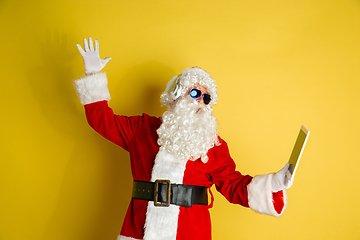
[{"x1": 83, "y1": 100, "x2": 285, "y2": 240}]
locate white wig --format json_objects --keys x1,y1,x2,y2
[{"x1": 160, "y1": 67, "x2": 218, "y2": 108}]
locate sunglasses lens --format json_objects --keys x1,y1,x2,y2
[
  {"x1": 203, "y1": 94, "x2": 211, "y2": 105},
  {"x1": 190, "y1": 89, "x2": 202, "y2": 99}
]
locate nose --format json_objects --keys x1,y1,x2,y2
[{"x1": 195, "y1": 96, "x2": 205, "y2": 105}]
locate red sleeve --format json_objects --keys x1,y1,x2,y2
[
  {"x1": 272, "y1": 191, "x2": 285, "y2": 214},
  {"x1": 206, "y1": 138, "x2": 253, "y2": 207},
  {"x1": 84, "y1": 100, "x2": 143, "y2": 151}
]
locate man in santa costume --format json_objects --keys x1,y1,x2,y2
[{"x1": 73, "y1": 37, "x2": 293, "y2": 240}]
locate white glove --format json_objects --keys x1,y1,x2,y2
[
  {"x1": 272, "y1": 163, "x2": 293, "y2": 192},
  {"x1": 77, "y1": 37, "x2": 111, "y2": 75}
]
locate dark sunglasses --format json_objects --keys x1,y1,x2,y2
[{"x1": 190, "y1": 88, "x2": 211, "y2": 105}]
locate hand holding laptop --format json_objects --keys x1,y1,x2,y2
[
  {"x1": 272, "y1": 163, "x2": 293, "y2": 192},
  {"x1": 272, "y1": 126, "x2": 310, "y2": 192}
]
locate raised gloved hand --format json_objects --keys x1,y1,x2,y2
[
  {"x1": 77, "y1": 37, "x2": 111, "y2": 75},
  {"x1": 272, "y1": 163, "x2": 293, "y2": 192}
]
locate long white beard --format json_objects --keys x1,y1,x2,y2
[{"x1": 157, "y1": 96, "x2": 219, "y2": 163}]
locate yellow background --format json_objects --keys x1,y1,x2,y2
[{"x1": 1, "y1": 0, "x2": 360, "y2": 239}]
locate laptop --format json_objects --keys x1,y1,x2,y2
[{"x1": 287, "y1": 125, "x2": 310, "y2": 181}]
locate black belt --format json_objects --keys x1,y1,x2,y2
[{"x1": 132, "y1": 180, "x2": 208, "y2": 207}]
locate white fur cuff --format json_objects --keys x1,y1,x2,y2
[
  {"x1": 73, "y1": 72, "x2": 111, "y2": 105},
  {"x1": 247, "y1": 174, "x2": 287, "y2": 217}
]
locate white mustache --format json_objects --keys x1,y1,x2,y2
[{"x1": 183, "y1": 96, "x2": 206, "y2": 114}]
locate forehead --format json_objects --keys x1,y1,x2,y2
[{"x1": 194, "y1": 83, "x2": 209, "y2": 93}]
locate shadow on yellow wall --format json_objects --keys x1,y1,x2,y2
[{"x1": 1, "y1": 0, "x2": 360, "y2": 240}]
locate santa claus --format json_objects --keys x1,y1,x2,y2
[{"x1": 73, "y1": 37, "x2": 293, "y2": 240}]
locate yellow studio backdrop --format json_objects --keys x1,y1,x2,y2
[{"x1": 1, "y1": 0, "x2": 360, "y2": 239}]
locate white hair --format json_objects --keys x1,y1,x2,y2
[
  {"x1": 160, "y1": 67, "x2": 218, "y2": 109},
  {"x1": 157, "y1": 95, "x2": 219, "y2": 163}
]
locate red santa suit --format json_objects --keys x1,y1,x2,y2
[{"x1": 73, "y1": 72, "x2": 287, "y2": 240}]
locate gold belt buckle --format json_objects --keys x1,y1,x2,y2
[{"x1": 154, "y1": 179, "x2": 171, "y2": 207}]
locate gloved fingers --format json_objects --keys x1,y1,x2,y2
[
  {"x1": 89, "y1": 37, "x2": 94, "y2": 51},
  {"x1": 285, "y1": 162, "x2": 290, "y2": 170},
  {"x1": 272, "y1": 163, "x2": 293, "y2": 191},
  {"x1": 277, "y1": 163, "x2": 290, "y2": 175},
  {"x1": 95, "y1": 39, "x2": 99, "y2": 52},
  {"x1": 285, "y1": 170, "x2": 293, "y2": 187},
  {"x1": 83, "y1": 37, "x2": 90, "y2": 52},
  {"x1": 285, "y1": 170, "x2": 291, "y2": 182},
  {"x1": 101, "y1": 57, "x2": 112, "y2": 67},
  {"x1": 76, "y1": 44, "x2": 85, "y2": 55}
]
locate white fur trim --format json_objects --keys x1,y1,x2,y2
[
  {"x1": 73, "y1": 72, "x2": 111, "y2": 105},
  {"x1": 143, "y1": 150, "x2": 187, "y2": 240},
  {"x1": 247, "y1": 174, "x2": 287, "y2": 217},
  {"x1": 117, "y1": 235, "x2": 141, "y2": 240}
]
